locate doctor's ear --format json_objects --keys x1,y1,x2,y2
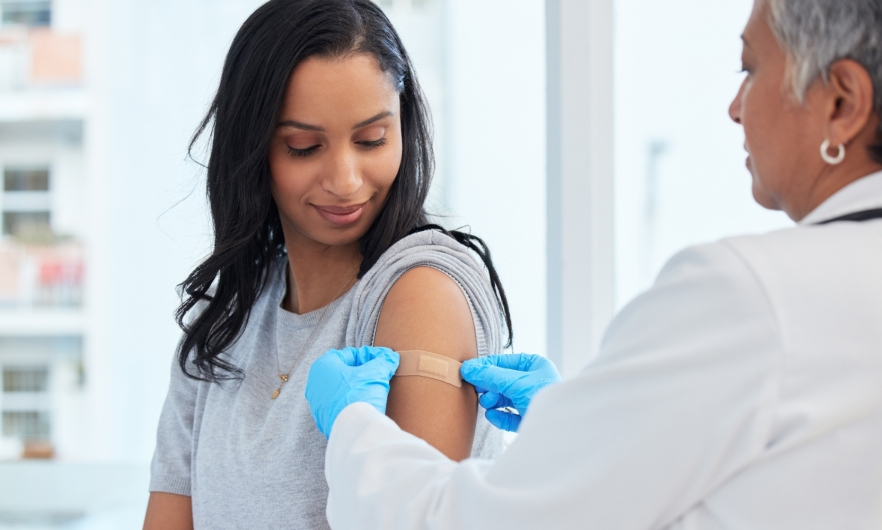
[{"x1": 823, "y1": 59, "x2": 877, "y2": 149}]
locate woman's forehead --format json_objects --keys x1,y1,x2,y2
[
  {"x1": 743, "y1": 0, "x2": 778, "y2": 53},
  {"x1": 286, "y1": 56, "x2": 397, "y2": 104}
]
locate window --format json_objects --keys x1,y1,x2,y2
[
  {"x1": 4, "y1": 167, "x2": 49, "y2": 191},
  {"x1": 0, "y1": 0, "x2": 50, "y2": 26},
  {"x1": 1, "y1": 364, "x2": 52, "y2": 442},
  {"x1": 1, "y1": 166, "x2": 51, "y2": 237},
  {"x1": 3, "y1": 366, "x2": 49, "y2": 392},
  {"x1": 0, "y1": 338, "x2": 81, "y2": 446},
  {"x1": 2, "y1": 411, "x2": 50, "y2": 439},
  {"x1": 2, "y1": 211, "x2": 50, "y2": 236}
]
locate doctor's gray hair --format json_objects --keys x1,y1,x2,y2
[{"x1": 767, "y1": 0, "x2": 882, "y2": 163}]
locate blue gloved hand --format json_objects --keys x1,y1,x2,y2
[
  {"x1": 460, "y1": 354, "x2": 562, "y2": 432},
  {"x1": 305, "y1": 346, "x2": 400, "y2": 439}
]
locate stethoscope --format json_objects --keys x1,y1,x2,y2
[{"x1": 818, "y1": 208, "x2": 882, "y2": 225}]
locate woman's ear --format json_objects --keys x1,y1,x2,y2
[{"x1": 826, "y1": 59, "x2": 876, "y2": 147}]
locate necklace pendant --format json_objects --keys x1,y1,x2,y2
[
  {"x1": 271, "y1": 387, "x2": 281, "y2": 400},
  {"x1": 279, "y1": 374, "x2": 289, "y2": 382}
]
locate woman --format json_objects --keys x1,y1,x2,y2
[
  {"x1": 306, "y1": 0, "x2": 882, "y2": 528},
  {"x1": 143, "y1": 1, "x2": 510, "y2": 528}
]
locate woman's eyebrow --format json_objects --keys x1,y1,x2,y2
[
  {"x1": 276, "y1": 111, "x2": 393, "y2": 132},
  {"x1": 353, "y1": 111, "x2": 393, "y2": 129},
  {"x1": 277, "y1": 120, "x2": 323, "y2": 131}
]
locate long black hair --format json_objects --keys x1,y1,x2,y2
[{"x1": 176, "y1": 0, "x2": 512, "y2": 382}]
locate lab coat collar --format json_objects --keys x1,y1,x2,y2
[{"x1": 799, "y1": 170, "x2": 882, "y2": 226}]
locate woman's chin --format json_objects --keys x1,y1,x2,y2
[
  {"x1": 303, "y1": 225, "x2": 368, "y2": 249},
  {"x1": 751, "y1": 184, "x2": 781, "y2": 212}
]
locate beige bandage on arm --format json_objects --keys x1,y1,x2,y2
[{"x1": 394, "y1": 350, "x2": 464, "y2": 388}]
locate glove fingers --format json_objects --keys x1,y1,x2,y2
[
  {"x1": 352, "y1": 346, "x2": 398, "y2": 366},
  {"x1": 478, "y1": 391, "x2": 500, "y2": 409},
  {"x1": 478, "y1": 391, "x2": 514, "y2": 410},
  {"x1": 360, "y1": 352, "x2": 401, "y2": 382},
  {"x1": 332, "y1": 347, "x2": 360, "y2": 366},
  {"x1": 463, "y1": 354, "x2": 539, "y2": 372},
  {"x1": 485, "y1": 409, "x2": 522, "y2": 433},
  {"x1": 462, "y1": 364, "x2": 528, "y2": 396}
]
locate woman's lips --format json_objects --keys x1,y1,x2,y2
[{"x1": 313, "y1": 203, "x2": 366, "y2": 226}]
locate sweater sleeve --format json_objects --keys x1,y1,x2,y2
[
  {"x1": 346, "y1": 230, "x2": 504, "y2": 357},
  {"x1": 149, "y1": 352, "x2": 200, "y2": 496},
  {"x1": 325, "y1": 241, "x2": 782, "y2": 530}
]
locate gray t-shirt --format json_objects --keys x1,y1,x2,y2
[{"x1": 150, "y1": 230, "x2": 505, "y2": 529}]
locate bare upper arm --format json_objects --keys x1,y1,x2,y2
[
  {"x1": 373, "y1": 266, "x2": 479, "y2": 461},
  {"x1": 143, "y1": 492, "x2": 193, "y2": 530}
]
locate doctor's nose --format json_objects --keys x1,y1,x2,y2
[{"x1": 729, "y1": 79, "x2": 745, "y2": 125}]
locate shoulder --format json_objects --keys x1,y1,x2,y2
[
  {"x1": 614, "y1": 241, "x2": 776, "y2": 343},
  {"x1": 365, "y1": 229, "x2": 488, "y2": 279},
  {"x1": 721, "y1": 220, "x2": 882, "y2": 282},
  {"x1": 375, "y1": 266, "x2": 476, "y2": 362},
  {"x1": 601, "y1": 239, "x2": 781, "y2": 368},
  {"x1": 356, "y1": 229, "x2": 495, "y2": 304},
  {"x1": 347, "y1": 230, "x2": 503, "y2": 354},
  {"x1": 653, "y1": 226, "x2": 836, "y2": 297},
  {"x1": 380, "y1": 264, "x2": 467, "y2": 303},
  {"x1": 653, "y1": 240, "x2": 763, "y2": 294}
]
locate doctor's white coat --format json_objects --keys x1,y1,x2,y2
[{"x1": 324, "y1": 172, "x2": 882, "y2": 530}]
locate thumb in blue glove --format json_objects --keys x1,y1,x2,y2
[
  {"x1": 461, "y1": 353, "x2": 561, "y2": 432},
  {"x1": 305, "y1": 346, "x2": 400, "y2": 439}
]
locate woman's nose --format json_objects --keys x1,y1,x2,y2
[
  {"x1": 322, "y1": 149, "x2": 363, "y2": 199},
  {"x1": 729, "y1": 80, "x2": 745, "y2": 124}
]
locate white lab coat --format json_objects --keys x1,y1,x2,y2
[{"x1": 324, "y1": 171, "x2": 882, "y2": 530}]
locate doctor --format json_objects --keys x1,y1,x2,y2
[{"x1": 305, "y1": 0, "x2": 882, "y2": 528}]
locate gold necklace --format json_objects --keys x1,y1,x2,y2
[{"x1": 272, "y1": 269, "x2": 357, "y2": 400}]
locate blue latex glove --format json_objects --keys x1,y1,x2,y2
[
  {"x1": 305, "y1": 346, "x2": 400, "y2": 439},
  {"x1": 460, "y1": 354, "x2": 562, "y2": 432}
]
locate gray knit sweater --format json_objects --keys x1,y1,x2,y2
[{"x1": 149, "y1": 230, "x2": 505, "y2": 529}]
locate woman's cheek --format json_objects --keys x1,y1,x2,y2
[{"x1": 382, "y1": 142, "x2": 404, "y2": 188}]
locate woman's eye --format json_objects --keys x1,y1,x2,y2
[
  {"x1": 287, "y1": 145, "x2": 321, "y2": 157},
  {"x1": 358, "y1": 137, "x2": 387, "y2": 149}
]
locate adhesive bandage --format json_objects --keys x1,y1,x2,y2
[{"x1": 394, "y1": 350, "x2": 464, "y2": 388}]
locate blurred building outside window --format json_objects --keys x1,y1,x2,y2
[
  {"x1": 1, "y1": 166, "x2": 83, "y2": 309},
  {"x1": 1, "y1": 1, "x2": 51, "y2": 27},
  {"x1": 0, "y1": 0, "x2": 87, "y2": 517},
  {"x1": 2, "y1": 366, "x2": 51, "y2": 446},
  {"x1": 0, "y1": 336, "x2": 82, "y2": 463},
  {"x1": 3, "y1": 365, "x2": 48, "y2": 392}
]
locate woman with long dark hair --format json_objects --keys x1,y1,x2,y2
[{"x1": 143, "y1": 1, "x2": 512, "y2": 528}]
